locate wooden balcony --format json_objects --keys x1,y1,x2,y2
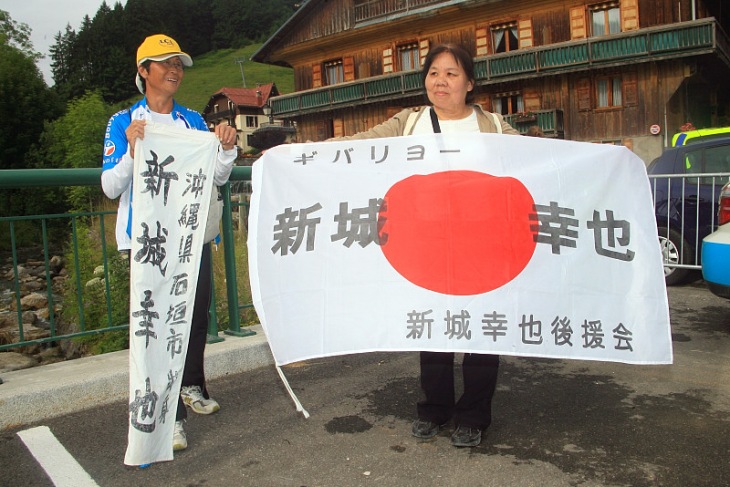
[
  {"x1": 270, "y1": 18, "x2": 729, "y2": 121},
  {"x1": 205, "y1": 109, "x2": 236, "y2": 124},
  {"x1": 503, "y1": 109, "x2": 564, "y2": 138},
  {"x1": 354, "y1": 0, "x2": 448, "y2": 23}
]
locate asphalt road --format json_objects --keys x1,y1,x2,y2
[{"x1": 2, "y1": 282, "x2": 729, "y2": 487}]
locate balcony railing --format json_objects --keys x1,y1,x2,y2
[
  {"x1": 503, "y1": 109, "x2": 564, "y2": 137},
  {"x1": 271, "y1": 18, "x2": 728, "y2": 117},
  {"x1": 205, "y1": 109, "x2": 237, "y2": 126},
  {"x1": 354, "y1": 0, "x2": 448, "y2": 23}
]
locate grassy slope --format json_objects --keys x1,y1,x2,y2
[{"x1": 170, "y1": 44, "x2": 294, "y2": 113}]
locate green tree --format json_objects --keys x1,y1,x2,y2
[
  {"x1": 52, "y1": 7, "x2": 136, "y2": 104},
  {"x1": 0, "y1": 9, "x2": 39, "y2": 60},
  {"x1": 50, "y1": 26, "x2": 77, "y2": 93},
  {"x1": 172, "y1": 0, "x2": 214, "y2": 56},
  {"x1": 0, "y1": 45, "x2": 50, "y2": 170},
  {"x1": 43, "y1": 91, "x2": 114, "y2": 211},
  {"x1": 0, "y1": 10, "x2": 65, "y2": 248}
]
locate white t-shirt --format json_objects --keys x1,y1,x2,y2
[
  {"x1": 149, "y1": 111, "x2": 174, "y2": 125},
  {"x1": 411, "y1": 107, "x2": 480, "y2": 134}
]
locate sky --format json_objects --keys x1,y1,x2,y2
[{"x1": 1, "y1": 0, "x2": 127, "y2": 85}]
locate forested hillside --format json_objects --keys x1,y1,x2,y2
[
  {"x1": 50, "y1": 0, "x2": 298, "y2": 104},
  {"x1": 0, "y1": 3, "x2": 295, "y2": 232}
]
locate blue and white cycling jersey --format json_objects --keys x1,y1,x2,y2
[{"x1": 101, "y1": 98, "x2": 235, "y2": 250}]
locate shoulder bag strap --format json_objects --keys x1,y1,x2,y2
[{"x1": 429, "y1": 107, "x2": 442, "y2": 133}]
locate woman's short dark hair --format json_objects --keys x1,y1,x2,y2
[{"x1": 421, "y1": 43, "x2": 477, "y2": 104}]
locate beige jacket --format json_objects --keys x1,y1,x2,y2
[{"x1": 332, "y1": 105, "x2": 520, "y2": 140}]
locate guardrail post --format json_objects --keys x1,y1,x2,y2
[
  {"x1": 220, "y1": 182, "x2": 255, "y2": 337},
  {"x1": 207, "y1": 243, "x2": 224, "y2": 344}
]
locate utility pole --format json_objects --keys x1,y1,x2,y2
[{"x1": 235, "y1": 58, "x2": 246, "y2": 88}]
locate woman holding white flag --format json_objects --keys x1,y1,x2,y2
[
  {"x1": 331, "y1": 43, "x2": 519, "y2": 447},
  {"x1": 101, "y1": 34, "x2": 238, "y2": 453}
]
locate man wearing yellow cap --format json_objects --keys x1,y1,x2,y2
[{"x1": 101, "y1": 34, "x2": 238, "y2": 452}]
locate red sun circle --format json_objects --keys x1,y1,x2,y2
[{"x1": 378, "y1": 170, "x2": 537, "y2": 295}]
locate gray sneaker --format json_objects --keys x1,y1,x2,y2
[
  {"x1": 181, "y1": 385, "x2": 220, "y2": 415},
  {"x1": 173, "y1": 420, "x2": 187, "y2": 451},
  {"x1": 411, "y1": 419, "x2": 444, "y2": 439},
  {"x1": 450, "y1": 425, "x2": 482, "y2": 447}
]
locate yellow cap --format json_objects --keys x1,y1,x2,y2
[
  {"x1": 135, "y1": 34, "x2": 193, "y2": 94},
  {"x1": 136, "y1": 34, "x2": 192, "y2": 66}
]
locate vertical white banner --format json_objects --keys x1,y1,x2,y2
[{"x1": 124, "y1": 123, "x2": 218, "y2": 466}]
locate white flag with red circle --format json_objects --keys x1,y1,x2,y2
[{"x1": 248, "y1": 133, "x2": 672, "y2": 366}]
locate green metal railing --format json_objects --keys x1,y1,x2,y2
[
  {"x1": 0, "y1": 166, "x2": 254, "y2": 352},
  {"x1": 503, "y1": 109, "x2": 564, "y2": 137},
  {"x1": 271, "y1": 18, "x2": 727, "y2": 116}
]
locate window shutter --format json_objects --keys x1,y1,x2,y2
[
  {"x1": 577, "y1": 78, "x2": 592, "y2": 111},
  {"x1": 312, "y1": 63, "x2": 322, "y2": 88},
  {"x1": 518, "y1": 18, "x2": 534, "y2": 49},
  {"x1": 570, "y1": 6, "x2": 587, "y2": 40},
  {"x1": 316, "y1": 119, "x2": 329, "y2": 140},
  {"x1": 343, "y1": 57, "x2": 355, "y2": 82},
  {"x1": 476, "y1": 27, "x2": 488, "y2": 56},
  {"x1": 333, "y1": 118, "x2": 345, "y2": 138},
  {"x1": 419, "y1": 39, "x2": 430, "y2": 66},
  {"x1": 623, "y1": 72, "x2": 638, "y2": 106},
  {"x1": 621, "y1": 0, "x2": 639, "y2": 31},
  {"x1": 383, "y1": 48, "x2": 393, "y2": 74},
  {"x1": 523, "y1": 89, "x2": 541, "y2": 112}
]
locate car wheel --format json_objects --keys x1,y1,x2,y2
[{"x1": 658, "y1": 227, "x2": 693, "y2": 286}]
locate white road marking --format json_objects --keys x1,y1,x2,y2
[{"x1": 17, "y1": 426, "x2": 99, "y2": 487}]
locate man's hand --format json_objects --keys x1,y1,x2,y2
[
  {"x1": 215, "y1": 125, "x2": 237, "y2": 151},
  {"x1": 125, "y1": 120, "x2": 146, "y2": 158}
]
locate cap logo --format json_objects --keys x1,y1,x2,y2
[{"x1": 159, "y1": 39, "x2": 174, "y2": 47}]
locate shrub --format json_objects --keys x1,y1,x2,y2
[{"x1": 60, "y1": 218, "x2": 129, "y2": 355}]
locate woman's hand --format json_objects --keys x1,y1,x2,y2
[
  {"x1": 125, "y1": 120, "x2": 146, "y2": 158},
  {"x1": 215, "y1": 125, "x2": 238, "y2": 151}
]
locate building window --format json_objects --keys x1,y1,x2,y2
[
  {"x1": 590, "y1": 2, "x2": 620, "y2": 37},
  {"x1": 246, "y1": 116, "x2": 258, "y2": 128},
  {"x1": 324, "y1": 59, "x2": 344, "y2": 85},
  {"x1": 492, "y1": 22, "x2": 518, "y2": 53},
  {"x1": 493, "y1": 92, "x2": 524, "y2": 115},
  {"x1": 596, "y1": 76, "x2": 622, "y2": 108},
  {"x1": 397, "y1": 43, "x2": 420, "y2": 71}
]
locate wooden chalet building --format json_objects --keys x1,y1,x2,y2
[
  {"x1": 202, "y1": 83, "x2": 282, "y2": 153},
  {"x1": 252, "y1": 0, "x2": 730, "y2": 164}
]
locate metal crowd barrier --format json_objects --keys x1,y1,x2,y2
[
  {"x1": 648, "y1": 171, "x2": 730, "y2": 275},
  {"x1": 0, "y1": 166, "x2": 254, "y2": 352}
]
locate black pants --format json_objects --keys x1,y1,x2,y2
[
  {"x1": 176, "y1": 243, "x2": 213, "y2": 421},
  {"x1": 416, "y1": 351, "x2": 499, "y2": 430}
]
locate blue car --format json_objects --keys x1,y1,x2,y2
[
  {"x1": 702, "y1": 181, "x2": 730, "y2": 299},
  {"x1": 647, "y1": 137, "x2": 730, "y2": 285}
]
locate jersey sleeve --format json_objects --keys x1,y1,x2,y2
[{"x1": 101, "y1": 110, "x2": 134, "y2": 199}]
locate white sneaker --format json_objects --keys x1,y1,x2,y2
[
  {"x1": 180, "y1": 385, "x2": 220, "y2": 415},
  {"x1": 173, "y1": 421, "x2": 187, "y2": 451}
]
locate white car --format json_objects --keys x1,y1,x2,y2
[{"x1": 702, "y1": 181, "x2": 730, "y2": 299}]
